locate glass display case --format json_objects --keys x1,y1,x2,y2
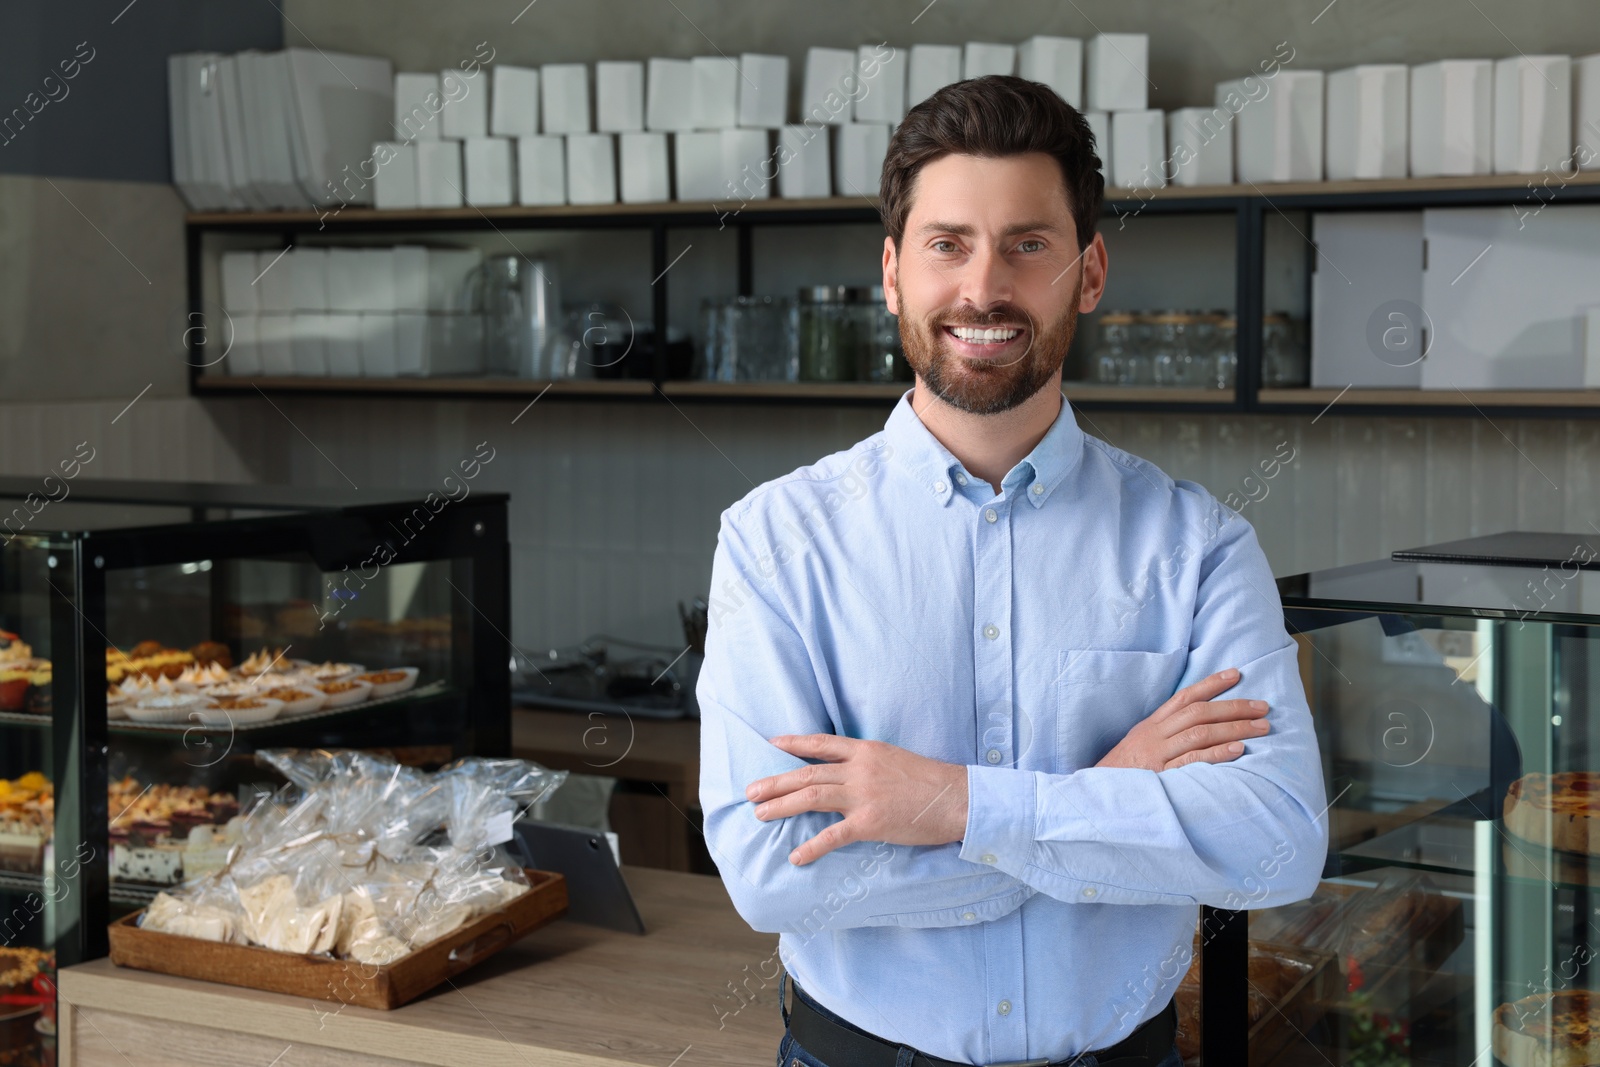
[
  {"x1": 0, "y1": 477, "x2": 509, "y2": 1065},
  {"x1": 1188, "y1": 553, "x2": 1599, "y2": 1066}
]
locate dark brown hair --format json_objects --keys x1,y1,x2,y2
[{"x1": 879, "y1": 74, "x2": 1104, "y2": 254}]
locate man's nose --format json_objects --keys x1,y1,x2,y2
[{"x1": 959, "y1": 245, "x2": 1016, "y2": 312}]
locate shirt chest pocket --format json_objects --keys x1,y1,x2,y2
[{"x1": 1055, "y1": 648, "x2": 1188, "y2": 773}]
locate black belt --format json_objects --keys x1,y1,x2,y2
[{"x1": 785, "y1": 976, "x2": 1177, "y2": 1067}]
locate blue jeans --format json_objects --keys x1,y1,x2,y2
[{"x1": 776, "y1": 973, "x2": 1183, "y2": 1067}]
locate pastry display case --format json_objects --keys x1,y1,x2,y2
[
  {"x1": 1189, "y1": 551, "x2": 1600, "y2": 1066},
  {"x1": 0, "y1": 476, "x2": 509, "y2": 1064}
]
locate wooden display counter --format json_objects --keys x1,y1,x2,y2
[{"x1": 56, "y1": 868, "x2": 784, "y2": 1067}]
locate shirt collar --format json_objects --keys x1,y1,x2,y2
[{"x1": 882, "y1": 387, "x2": 1084, "y2": 508}]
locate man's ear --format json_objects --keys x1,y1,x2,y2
[{"x1": 881, "y1": 235, "x2": 899, "y2": 316}]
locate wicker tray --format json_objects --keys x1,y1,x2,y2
[{"x1": 107, "y1": 868, "x2": 567, "y2": 1009}]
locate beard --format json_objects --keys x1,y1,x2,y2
[{"x1": 898, "y1": 269, "x2": 1082, "y2": 415}]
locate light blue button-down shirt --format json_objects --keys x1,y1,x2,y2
[{"x1": 697, "y1": 389, "x2": 1328, "y2": 1064}]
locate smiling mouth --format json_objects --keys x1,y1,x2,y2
[{"x1": 942, "y1": 324, "x2": 1027, "y2": 356}]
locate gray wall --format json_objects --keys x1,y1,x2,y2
[{"x1": 0, "y1": 0, "x2": 1597, "y2": 650}]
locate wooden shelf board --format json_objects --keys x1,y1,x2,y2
[
  {"x1": 194, "y1": 375, "x2": 654, "y2": 396},
  {"x1": 1258, "y1": 387, "x2": 1600, "y2": 407},
  {"x1": 1063, "y1": 383, "x2": 1234, "y2": 404},
  {"x1": 657, "y1": 380, "x2": 906, "y2": 400}
]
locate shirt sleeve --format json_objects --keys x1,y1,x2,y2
[
  {"x1": 698, "y1": 507, "x2": 1036, "y2": 934},
  {"x1": 957, "y1": 498, "x2": 1329, "y2": 910}
]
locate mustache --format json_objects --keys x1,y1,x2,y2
[{"x1": 927, "y1": 305, "x2": 1036, "y2": 329}]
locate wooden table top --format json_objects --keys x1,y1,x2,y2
[
  {"x1": 511, "y1": 706, "x2": 700, "y2": 787},
  {"x1": 59, "y1": 867, "x2": 783, "y2": 1067}
]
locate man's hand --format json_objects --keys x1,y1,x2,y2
[
  {"x1": 746, "y1": 735, "x2": 968, "y2": 866},
  {"x1": 1096, "y1": 667, "x2": 1271, "y2": 772}
]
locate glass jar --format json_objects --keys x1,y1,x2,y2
[
  {"x1": 1262, "y1": 311, "x2": 1307, "y2": 387},
  {"x1": 856, "y1": 285, "x2": 908, "y2": 383},
  {"x1": 1093, "y1": 312, "x2": 1137, "y2": 384},
  {"x1": 1150, "y1": 313, "x2": 1197, "y2": 387},
  {"x1": 1210, "y1": 315, "x2": 1238, "y2": 390},
  {"x1": 697, "y1": 295, "x2": 796, "y2": 380},
  {"x1": 1126, "y1": 311, "x2": 1156, "y2": 385},
  {"x1": 798, "y1": 285, "x2": 857, "y2": 382}
]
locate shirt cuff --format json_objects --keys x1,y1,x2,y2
[{"x1": 959, "y1": 764, "x2": 1038, "y2": 872}]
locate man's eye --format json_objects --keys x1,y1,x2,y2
[
  {"x1": 1017, "y1": 239, "x2": 1044, "y2": 253},
  {"x1": 932, "y1": 240, "x2": 959, "y2": 253}
]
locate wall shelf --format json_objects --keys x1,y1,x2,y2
[{"x1": 185, "y1": 171, "x2": 1600, "y2": 417}]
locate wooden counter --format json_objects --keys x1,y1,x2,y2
[{"x1": 57, "y1": 868, "x2": 784, "y2": 1067}]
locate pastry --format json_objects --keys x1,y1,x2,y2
[
  {"x1": 0, "y1": 667, "x2": 27, "y2": 711},
  {"x1": 1506, "y1": 772, "x2": 1600, "y2": 856},
  {"x1": 111, "y1": 840, "x2": 185, "y2": 884},
  {"x1": 176, "y1": 662, "x2": 233, "y2": 689},
  {"x1": 0, "y1": 631, "x2": 33, "y2": 666},
  {"x1": 298, "y1": 661, "x2": 364, "y2": 682},
  {"x1": 1493, "y1": 990, "x2": 1600, "y2": 1067},
  {"x1": 316, "y1": 678, "x2": 373, "y2": 708},
  {"x1": 188, "y1": 641, "x2": 233, "y2": 669},
  {"x1": 236, "y1": 647, "x2": 294, "y2": 678},
  {"x1": 258, "y1": 685, "x2": 326, "y2": 715},
  {"x1": 129, "y1": 640, "x2": 165, "y2": 659},
  {"x1": 356, "y1": 667, "x2": 418, "y2": 697},
  {"x1": 23, "y1": 666, "x2": 52, "y2": 714},
  {"x1": 194, "y1": 695, "x2": 283, "y2": 725},
  {"x1": 0, "y1": 946, "x2": 50, "y2": 993}
]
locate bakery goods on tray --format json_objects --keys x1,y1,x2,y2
[
  {"x1": 1506, "y1": 772, "x2": 1600, "y2": 857},
  {"x1": 0, "y1": 773, "x2": 52, "y2": 873},
  {"x1": 108, "y1": 776, "x2": 240, "y2": 886},
  {"x1": 1493, "y1": 990, "x2": 1600, "y2": 1067}
]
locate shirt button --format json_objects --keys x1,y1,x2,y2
[
  {"x1": 986, "y1": 749, "x2": 1002, "y2": 764},
  {"x1": 955, "y1": 473, "x2": 968, "y2": 485},
  {"x1": 1082, "y1": 886, "x2": 1098, "y2": 899},
  {"x1": 997, "y1": 1000, "x2": 1012, "y2": 1016},
  {"x1": 933, "y1": 480, "x2": 946, "y2": 493},
  {"x1": 984, "y1": 508, "x2": 998, "y2": 523},
  {"x1": 981, "y1": 853, "x2": 997, "y2": 864},
  {"x1": 962, "y1": 911, "x2": 977, "y2": 921},
  {"x1": 1032, "y1": 484, "x2": 1044, "y2": 495},
  {"x1": 983, "y1": 624, "x2": 999, "y2": 640}
]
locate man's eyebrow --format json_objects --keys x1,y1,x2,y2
[{"x1": 914, "y1": 220, "x2": 1066, "y2": 237}]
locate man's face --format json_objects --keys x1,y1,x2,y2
[{"x1": 882, "y1": 152, "x2": 1107, "y2": 415}]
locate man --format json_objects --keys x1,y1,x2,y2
[{"x1": 697, "y1": 75, "x2": 1327, "y2": 1067}]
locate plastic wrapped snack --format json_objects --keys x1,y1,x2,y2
[{"x1": 138, "y1": 749, "x2": 567, "y2": 964}]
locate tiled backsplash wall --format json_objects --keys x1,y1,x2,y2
[{"x1": 2, "y1": 393, "x2": 1590, "y2": 653}]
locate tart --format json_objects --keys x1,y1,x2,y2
[
  {"x1": 125, "y1": 693, "x2": 205, "y2": 723},
  {"x1": 195, "y1": 695, "x2": 283, "y2": 726},
  {"x1": 315, "y1": 677, "x2": 373, "y2": 708},
  {"x1": 236, "y1": 647, "x2": 294, "y2": 678},
  {"x1": 189, "y1": 640, "x2": 233, "y2": 669},
  {"x1": 295, "y1": 660, "x2": 364, "y2": 682},
  {"x1": 356, "y1": 666, "x2": 418, "y2": 697},
  {"x1": 1493, "y1": 990, "x2": 1600, "y2": 1067},
  {"x1": 1505, "y1": 772, "x2": 1600, "y2": 856},
  {"x1": 0, "y1": 947, "x2": 50, "y2": 994},
  {"x1": 258, "y1": 685, "x2": 326, "y2": 715}
]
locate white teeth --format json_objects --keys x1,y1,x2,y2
[{"x1": 949, "y1": 326, "x2": 1020, "y2": 344}]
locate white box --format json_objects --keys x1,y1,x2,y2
[
  {"x1": 393, "y1": 73, "x2": 441, "y2": 141},
  {"x1": 1167, "y1": 107, "x2": 1232, "y2": 186},
  {"x1": 1086, "y1": 33, "x2": 1148, "y2": 112},
  {"x1": 835, "y1": 122, "x2": 889, "y2": 198},
  {"x1": 225, "y1": 313, "x2": 261, "y2": 376},
  {"x1": 596, "y1": 60, "x2": 644, "y2": 133},
  {"x1": 220, "y1": 251, "x2": 258, "y2": 313},
  {"x1": 1409, "y1": 60, "x2": 1493, "y2": 177},
  {"x1": 324, "y1": 313, "x2": 363, "y2": 376},
  {"x1": 290, "y1": 312, "x2": 329, "y2": 375},
  {"x1": 440, "y1": 68, "x2": 488, "y2": 139},
  {"x1": 542, "y1": 63, "x2": 590, "y2": 134},
  {"x1": 963, "y1": 42, "x2": 1016, "y2": 80},
  {"x1": 1577, "y1": 53, "x2": 1600, "y2": 169},
  {"x1": 1218, "y1": 70, "x2": 1324, "y2": 182},
  {"x1": 258, "y1": 314, "x2": 294, "y2": 375},
  {"x1": 1085, "y1": 110, "x2": 1109, "y2": 175},
  {"x1": 1018, "y1": 35, "x2": 1083, "y2": 108},
  {"x1": 691, "y1": 56, "x2": 738, "y2": 128},
  {"x1": 395, "y1": 311, "x2": 427, "y2": 376},
  {"x1": 647, "y1": 58, "x2": 696, "y2": 132},
  {"x1": 325, "y1": 249, "x2": 363, "y2": 312},
  {"x1": 801, "y1": 47, "x2": 858, "y2": 127},
  {"x1": 1326, "y1": 65, "x2": 1408, "y2": 181},
  {"x1": 465, "y1": 137, "x2": 515, "y2": 206},
  {"x1": 1586, "y1": 306, "x2": 1600, "y2": 386},
  {"x1": 359, "y1": 312, "x2": 398, "y2": 376},
  {"x1": 722, "y1": 128, "x2": 772, "y2": 201},
  {"x1": 778, "y1": 124, "x2": 832, "y2": 197},
  {"x1": 289, "y1": 247, "x2": 329, "y2": 311},
  {"x1": 372, "y1": 141, "x2": 419, "y2": 209},
  {"x1": 1111, "y1": 109, "x2": 1165, "y2": 189},
  {"x1": 490, "y1": 64, "x2": 540, "y2": 137},
  {"x1": 392, "y1": 246, "x2": 429, "y2": 309},
  {"x1": 566, "y1": 132, "x2": 617, "y2": 204},
  {"x1": 854, "y1": 44, "x2": 906, "y2": 124},
  {"x1": 738, "y1": 53, "x2": 789, "y2": 128},
  {"x1": 426, "y1": 248, "x2": 483, "y2": 313},
  {"x1": 416, "y1": 139, "x2": 463, "y2": 207},
  {"x1": 517, "y1": 135, "x2": 566, "y2": 204},
  {"x1": 620, "y1": 131, "x2": 670, "y2": 202},
  {"x1": 1420, "y1": 205, "x2": 1600, "y2": 389},
  {"x1": 908, "y1": 44, "x2": 961, "y2": 107},
  {"x1": 256, "y1": 249, "x2": 294, "y2": 312},
  {"x1": 1310, "y1": 211, "x2": 1424, "y2": 387},
  {"x1": 674, "y1": 131, "x2": 723, "y2": 201},
  {"x1": 1493, "y1": 55, "x2": 1572, "y2": 174}
]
